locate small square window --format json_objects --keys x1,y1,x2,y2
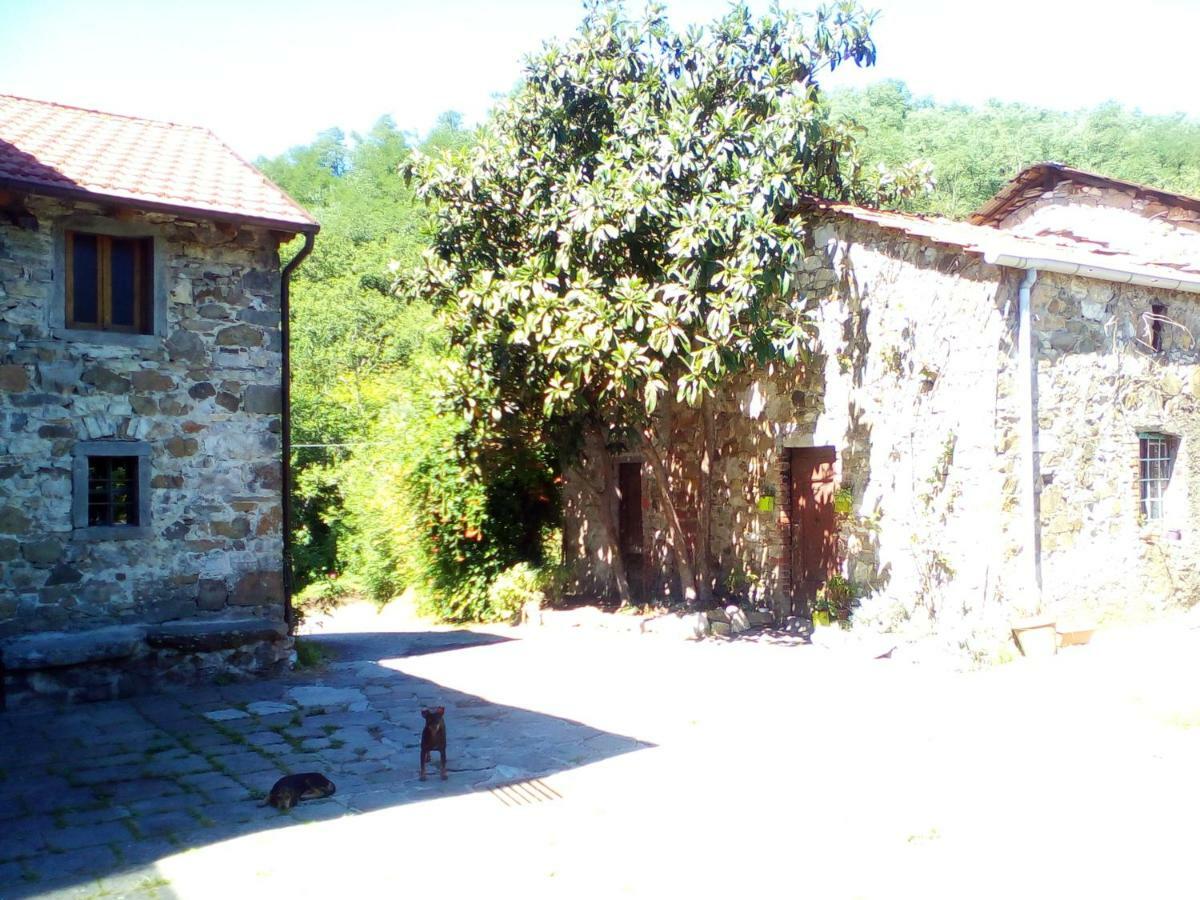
[
  {"x1": 72, "y1": 441, "x2": 152, "y2": 540},
  {"x1": 1139, "y1": 432, "x2": 1177, "y2": 521},
  {"x1": 65, "y1": 231, "x2": 154, "y2": 334},
  {"x1": 86, "y1": 456, "x2": 140, "y2": 527}
]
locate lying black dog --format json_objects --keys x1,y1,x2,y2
[
  {"x1": 263, "y1": 772, "x2": 336, "y2": 810},
  {"x1": 420, "y1": 707, "x2": 448, "y2": 781}
]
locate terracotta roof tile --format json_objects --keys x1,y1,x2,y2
[{"x1": 0, "y1": 94, "x2": 318, "y2": 233}]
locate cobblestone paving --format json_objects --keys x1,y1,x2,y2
[{"x1": 0, "y1": 629, "x2": 647, "y2": 899}]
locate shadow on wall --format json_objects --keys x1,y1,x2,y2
[
  {"x1": 840, "y1": 399, "x2": 890, "y2": 605},
  {"x1": 0, "y1": 629, "x2": 652, "y2": 898}
]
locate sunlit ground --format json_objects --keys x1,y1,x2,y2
[{"x1": 148, "y1": 609, "x2": 1200, "y2": 899}]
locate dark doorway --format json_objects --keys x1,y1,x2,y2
[
  {"x1": 789, "y1": 446, "x2": 838, "y2": 612},
  {"x1": 617, "y1": 461, "x2": 645, "y2": 600}
]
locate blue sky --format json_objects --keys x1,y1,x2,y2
[{"x1": 2, "y1": 0, "x2": 1198, "y2": 159}]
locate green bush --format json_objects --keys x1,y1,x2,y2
[
  {"x1": 487, "y1": 563, "x2": 547, "y2": 622},
  {"x1": 293, "y1": 638, "x2": 330, "y2": 670},
  {"x1": 293, "y1": 575, "x2": 353, "y2": 625},
  {"x1": 331, "y1": 354, "x2": 561, "y2": 622},
  {"x1": 290, "y1": 459, "x2": 346, "y2": 595},
  {"x1": 338, "y1": 360, "x2": 495, "y2": 618},
  {"x1": 538, "y1": 564, "x2": 570, "y2": 608}
]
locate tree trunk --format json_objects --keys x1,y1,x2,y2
[
  {"x1": 696, "y1": 396, "x2": 716, "y2": 606},
  {"x1": 641, "y1": 429, "x2": 698, "y2": 605},
  {"x1": 579, "y1": 428, "x2": 632, "y2": 607}
]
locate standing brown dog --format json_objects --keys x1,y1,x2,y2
[{"x1": 420, "y1": 706, "x2": 447, "y2": 781}]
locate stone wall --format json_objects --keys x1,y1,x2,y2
[
  {"x1": 0, "y1": 195, "x2": 291, "y2": 704},
  {"x1": 566, "y1": 216, "x2": 1024, "y2": 627},
  {"x1": 1030, "y1": 271, "x2": 1200, "y2": 623},
  {"x1": 564, "y1": 213, "x2": 1200, "y2": 635}
]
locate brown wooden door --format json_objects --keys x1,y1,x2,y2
[
  {"x1": 617, "y1": 461, "x2": 645, "y2": 600},
  {"x1": 790, "y1": 446, "x2": 838, "y2": 610}
]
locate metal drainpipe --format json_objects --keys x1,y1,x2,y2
[
  {"x1": 1017, "y1": 268, "x2": 1041, "y2": 607},
  {"x1": 280, "y1": 232, "x2": 315, "y2": 631}
]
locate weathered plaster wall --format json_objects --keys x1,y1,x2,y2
[{"x1": 0, "y1": 196, "x2": 290, "y2": 700}]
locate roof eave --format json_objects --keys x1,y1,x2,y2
[
  {"x1": 812, "y1": 201, "x2": 1200, "y2": 296},
  {"x1": 0, "y1": 176, "x2": 320, "y2": 236}
]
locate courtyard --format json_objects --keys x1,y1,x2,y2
[{"x1": 3, "y1": 606, "x2": 1200, "y2": 898}]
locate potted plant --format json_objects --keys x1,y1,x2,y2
[
  {"x1": 823, "y1": 574, "x2": 859, "y2": 622},
  {"x1": 833, "y1": 486, "x2": 854, "y2": 518},
  {"x1": 812, "y1": 591, "x2": 834, "y2": 627}
]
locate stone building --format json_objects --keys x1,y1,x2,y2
[
  {"x1": 565, "y1": 164, "x2": 1200, "y2": 637},
  {"x1": 0, "y1": 95, "x2": 319, "y2": 705}
]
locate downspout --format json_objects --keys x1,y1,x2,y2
[
  {"x1": 1017, "y1": 268, "x2": 1041, "y2": 608},
  {"x1": 280, "y1": 231, "x2": 315, "y2": 631}
]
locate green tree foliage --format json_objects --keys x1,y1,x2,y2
[
  {"x1": 407, "y1": 0, "x2": 894, "y2": 605},
  {"x1": 337, "y1": 355, "x2": 560, "y2": 620},
  {"x1": 262, "y1": 114, "x2": 559, "y2": 618},
  {"x1": 260, "y1": 117, "x2": 443, "y2": 592},
  {"x1": 263, "y1": 116, "x2": 466, "y2": 447},
  {"x1": 826, "y1": 80, "x2": 1200, "y2": 217}
]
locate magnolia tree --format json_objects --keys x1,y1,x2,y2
[{"x1": 408, "y1": 0, "x2": 913, "y2": 606}]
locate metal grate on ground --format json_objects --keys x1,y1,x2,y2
[{"x1": 488, "y1": 778, "x2": 563, "y2": 807}]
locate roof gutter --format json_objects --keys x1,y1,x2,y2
[
  {"x1": 983, "y1": 250, "x2": 1200, "y2": 295},
  {"x1": 280, "y1": 232, "x2": 315, "y2": 633}
]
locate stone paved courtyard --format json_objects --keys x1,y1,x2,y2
[
  {"x1": 0, "y1": 621, "x2": 647, "y2": 899},
  {"x1": 4, "y1": 605, "x2": 1200, "y2": 898}
]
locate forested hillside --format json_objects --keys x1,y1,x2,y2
[
  {"x1": 262, "y1": 78, "x2": 1200, "y2": 618},
  {"x1": 827, "y1": 80, "x2": 1200, "y2": 217}
]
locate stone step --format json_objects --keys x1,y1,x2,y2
[
  {"x1": 1, "y1": 619, "x2": 286, "y2": 671},
  {"x1": 1, "y1": 625, "x2": 146, "y2": 670},
  {"x1": 145, "y1": 619, "x2": 287, "y2": 653}
]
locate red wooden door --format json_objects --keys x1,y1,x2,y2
[
  {"x1": 617, "y1": 461, "x2": 645, "y2": 599},
  {"x1": 790, "y1": 447, "x2": 838, "y2": 609}
]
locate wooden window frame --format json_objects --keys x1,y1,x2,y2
[{"x1": 65, "y1": 230, "x2": 154, "y2": 335}]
